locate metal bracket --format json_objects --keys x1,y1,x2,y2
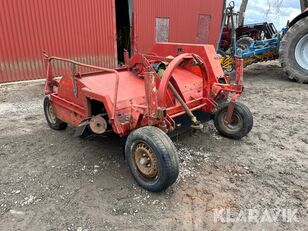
[{"x1": 71, "y1": 64, "x2": 78, "y2": 97}]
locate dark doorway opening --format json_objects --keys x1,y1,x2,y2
[{"x1": 115, "y1": 0, "x2": 131, "y2": 64}]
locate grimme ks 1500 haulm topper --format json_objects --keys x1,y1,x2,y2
[{"x1": 43, "y1": 43, "x2": 253, "y2": 192}]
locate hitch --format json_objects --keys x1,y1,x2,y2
[
  {"x1": 224, "y1": 58, "x2": 244, "y2": 125},
  {"x1": 168, "y1": 81, "x2": 203, "y2": 130}
]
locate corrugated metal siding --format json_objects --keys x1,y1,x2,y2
[
  {"x1": 133, "y1": 0, "x2": 224, "y2": 52},
  {"x1": 0, "y1": 0, "x2": 117, "y2": 83}
]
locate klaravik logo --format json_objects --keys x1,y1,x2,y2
[{"x1": 213, "y1": 208, "x2": 299, "y2": 223}]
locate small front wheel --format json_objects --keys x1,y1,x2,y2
[
  {"x1": 43, "y1": 96, "x2": 67, "y2": 130},
  {"x1": 214, "y1": 102, "x2": 253, "y2": 140},
  {"x1": 125, "y1": 126, "x2": 179, "y2": 192}
]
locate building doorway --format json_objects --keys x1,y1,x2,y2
[{"x1": 115, "y1": 0, "x2": 132, "y2": 64}]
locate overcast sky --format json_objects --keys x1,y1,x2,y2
[{"x1": 233, "y1": 0, "x2": 301, "y2": 30}]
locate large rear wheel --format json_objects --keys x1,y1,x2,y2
[
  {"x1": 125, "y1": 126, "x2": 179, "y2": 192},
  {"x1": 279, "y1": 17, "x2": 308, "y2": 83}
]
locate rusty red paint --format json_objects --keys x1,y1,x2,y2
[{"x1": 44, "y1": 43, "x2": 244, "y2": 136}]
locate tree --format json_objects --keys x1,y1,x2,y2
[
  {"x1": 239, "y1": 0, "x2": 249, "y2": 26},
  {"x1": 265, "y1": 0, "x2": 284, "y2": 17},
  {"x1": 240, "y1": 0, "x2": 306, "y2": 25}
]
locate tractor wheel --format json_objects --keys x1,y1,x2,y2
[
  {"x1": 214, "y1": 102, "x2": 253, "y2": 140},
  {"x1": 43, "y1": 96, "x2": 67, "y2": 130},
  {"x1": 237, "y1": 36, "x2": 254, "y2": 51},
  {"x1": 279, "y1": 17, "x2": 308, "y2": 83},
  {"x1": 125, "y1": 126, "x2": 179, "y2": 192}
]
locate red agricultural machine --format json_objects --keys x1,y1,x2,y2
[{"x1": 43, "y1": 43, "x2": 253, "y2": 192}]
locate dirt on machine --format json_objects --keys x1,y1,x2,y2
[{"x1": 43, "y1": 43, "x2": 253, "y2": 192}]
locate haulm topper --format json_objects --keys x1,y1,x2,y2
[{"x1": 43, "y1": 43, "x2": 253, "y2": 192}]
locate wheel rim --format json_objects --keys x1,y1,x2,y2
[
  {"x1": 237, "y1": 39, "x2": 252, "y2": 52},
  {"x1": 132, "y1": 142, "x2": 159, "y2": 180},
  {"x1": 47, "y1": 104, "x2": 57, "y2": 124},
  {"x1": 238, "y1": 43, "x2": 249, "y2": 51},
  {"x1": 218, "y1": 110, "x2": 243, "y2": 134},
  {"x1": 295, "y1": 34, "x2": 308, "y2": 71}
]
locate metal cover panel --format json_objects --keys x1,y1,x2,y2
[
  {"x1": 156, "y1": 18, "x2": 170, "y2": 42},
  {"x1": 196, "y1": 14, "x2": 211, "y2": 44}
]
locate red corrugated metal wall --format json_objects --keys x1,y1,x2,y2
[
  {"x1": 0, "y1": 0, "x2": 224, "y2": 83},
  {"x1": 133, "y1": 0, "x2": 224, "y2": 52},
  {"x1": 0, "y1": 0, "x2": 117, "y2": 83}
]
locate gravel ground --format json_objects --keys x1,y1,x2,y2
[{"x1": 0, "y1": 61, "x2": 307, "y2": 231}]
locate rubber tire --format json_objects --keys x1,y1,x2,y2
[
  {"x1": 279, "y1": 17, "x2": 308, "y2": 83},
  {"x1": 125, "y1": 126, "x2": 179, "y2": 192},
  {"x1": 43, "y1": 96, "x2": 67, "y2": 130},
  {"x1": 237, "y1": 36, "x2": 254, "y2": 51},
  {"x1": 214, "y1": 101, "x2": 253, "y2": 140}
]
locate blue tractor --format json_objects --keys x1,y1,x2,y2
[{"x1": 219, "y1": 2, "x2": 308, "y2": 83}]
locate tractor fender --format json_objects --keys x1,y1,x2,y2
[{"x1": 289, "y1": 10, "x2": 308, "y2": 28}]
